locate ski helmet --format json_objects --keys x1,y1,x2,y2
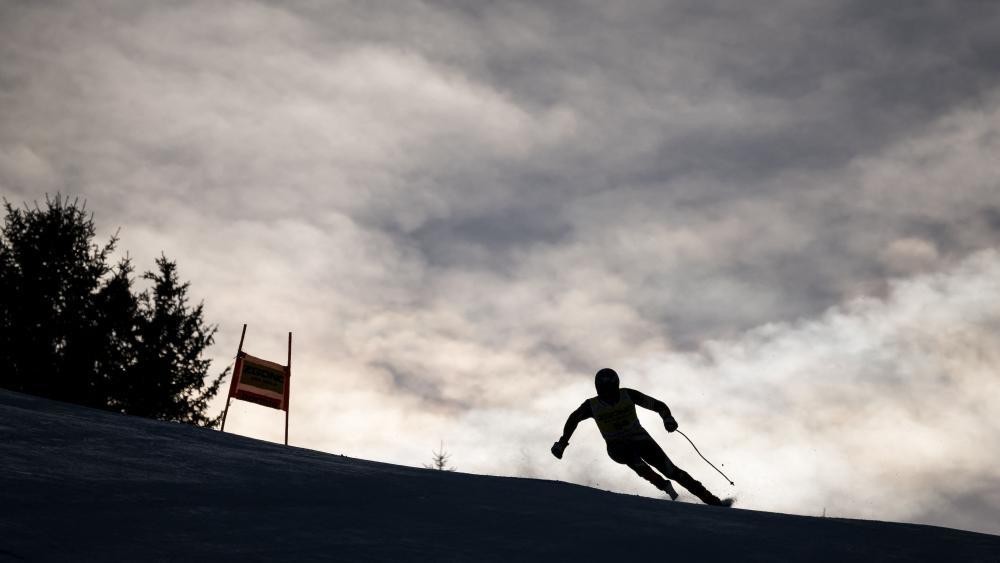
[{"x1": 595, "y1": 368, "x2": 620, "y2": 400}]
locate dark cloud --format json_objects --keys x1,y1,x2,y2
[{"x1": 410, "y1": 202, "x2": 573, "y2": 269}]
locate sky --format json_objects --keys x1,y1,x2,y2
[{"x1": 2, "y1": 0, "x2": 1000, "y2": 535}]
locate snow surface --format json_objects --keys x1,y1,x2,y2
[{"x1": 2, "y1": 390, "x2": 998, "y2": 562}]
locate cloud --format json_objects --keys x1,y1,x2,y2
[{"x1": 619, "y1": 250, "x2": 1000, "y2": 533}]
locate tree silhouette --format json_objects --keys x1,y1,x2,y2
[
  {"x1": 130, "y1": 255, "x2": 225, "y2": 426},
  {"x1": 424, "y1": 440, "x2": 457, "y2": 471},
  {"x1": 0, "y1": 195, "x2": 226, "y2": 426}
]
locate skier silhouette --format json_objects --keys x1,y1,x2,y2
[{"x1": 552, "y1": 368, "x2": 732, "y2": 506}]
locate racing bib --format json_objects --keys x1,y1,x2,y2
[{"x1": 590, "y1": 390, "x2": 644, "y2": 439}]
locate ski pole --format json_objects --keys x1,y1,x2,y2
[{"x1": 677, "y1": 429, "x2": 735, "y2": 486}]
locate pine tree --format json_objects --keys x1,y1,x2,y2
[
  {"x1": 424, "y1": 441, "x2": 457, "y2": 471},
  {"x1": 130, "y1": 255, "x2": 226, "y2": 426},
  {"x1": 0, "y1": 195, "x2": 226, "y2": 426},
  {"x1": 0, "y1": 195, "x2": 115, "y2": 404},
  {"x1": 92, "y1": 256, "x2": 140, "y2": 410}
]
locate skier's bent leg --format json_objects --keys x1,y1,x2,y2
[
  {"x1": 607, "y1": 440, "x2": 675, "y2": 497},
  {"x1": 637, "y1": 438, "x2": 724, "y2": 506},
  {"x1": 667, "y1": 467, "x2": 725, "y2": 505},
  {"x1": 627, "y1": 460, "x2": 670, "y2": 490}
]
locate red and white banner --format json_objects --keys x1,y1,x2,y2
[{"x1": 230, "y1": 353, "x2": 289, "y2": 411}]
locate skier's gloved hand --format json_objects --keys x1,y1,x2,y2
[
  {"x1": 551, "y1": 440, "x2": 568, "y2": 459},
  {"x1": 662, "y1": 415, "x2": 678, "y2": 432}
]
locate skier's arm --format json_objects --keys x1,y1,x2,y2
[
  {"x1": 551, "y1": 402, "x2": 591, "y2": 459},
  {"x1": 559, "y1": 402, "x2": 592, "y2": 444},
  {"x1": 626, "y1": 389, "x2": 678, "y2": 432},
  {"x1": 626, "y1": 388, "x2": 671, "y2": 416}
]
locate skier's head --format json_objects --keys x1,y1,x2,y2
[{"x1": 595, "y1": 368, "x2": 620, "y2": 402}]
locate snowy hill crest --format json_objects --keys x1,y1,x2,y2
[{"x1": 2, "y1": 390, "x2": 998, "y2": 562}]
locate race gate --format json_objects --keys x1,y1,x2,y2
[{"x1": 220, "y1": 324, "x2": 292, "y2": 445}]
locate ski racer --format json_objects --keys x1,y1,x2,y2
[{"x1": 551, "y1": 368, "x2": 732, "y2": 506}]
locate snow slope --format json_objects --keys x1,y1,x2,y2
[{"x1": 2, "y1": 390, "x2": 998, "y2": 562}]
